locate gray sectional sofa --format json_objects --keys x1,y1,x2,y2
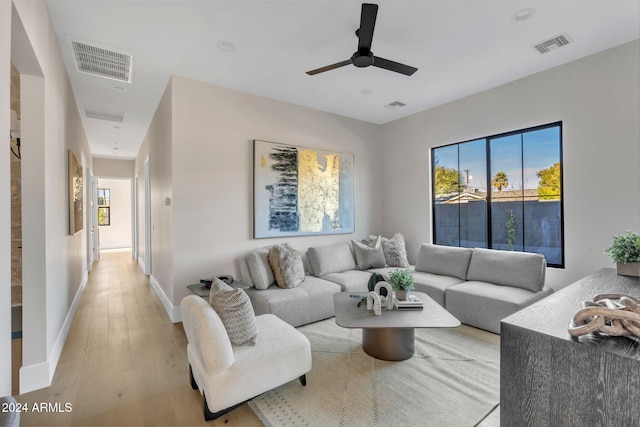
[{"x1": 240, "y1": 241, "x2": 552, "y2": 334}]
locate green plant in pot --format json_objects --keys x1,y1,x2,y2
[
  {"x1": 388, "y1": 269, "x2": 415, "y2": 300},
  {"x1": 605, "y1": 230, "x2": 640, "y2": 277}
]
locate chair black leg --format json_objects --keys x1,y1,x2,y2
[
  {"x1": 299, "y1": 374, "x2": 307, "y2": 386},
  {"x1": 189, "y1": 365, "x2": 198, "y2": 390}
]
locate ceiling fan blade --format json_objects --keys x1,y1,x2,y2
[
  {"x1": 306, "y1": 59, "x2": 352, "y2": 76},
  {"x1": 357, "y1": 3, "x2": 378, "y2": 52},
  {"x1": 372, "y1": 56, "x2": 418, "y2": 76}
]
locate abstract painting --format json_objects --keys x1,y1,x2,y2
[
  {"x1": 254, "y1": 140, "x2": 354, "y2": 238},
  {"x1": 69, "y1": 149, "x2": 83, "y2": 235}
]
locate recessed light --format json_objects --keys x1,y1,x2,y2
[
  {"x1": 216, "y1": 40, "x2": 236, "y2": 52},
  {"x1": 511, "y1": 8, "x2": 536, "y2": 22},
  {"x1": 113, "y1": 141, "x2": 120, "y2": 145},
  {"x1": 112, "y1": 125, "x2": 121, "y2": 130},
  {"x1": 359, "y1": 88, "x2": 373, "y2": 95},
  {"x1": 112, "y1": 147, "x2": 119, "y2": 151},
  {"x1": 112, "y1": 85, "x2": 127, "y2": 92}
]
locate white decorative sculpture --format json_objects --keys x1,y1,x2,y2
[
  {"x1": 374, "y1": 281, "x2": 394, "y2": 310},
  {"x1": 367, "y1": 291, "x2": 382, "y2": 316}
]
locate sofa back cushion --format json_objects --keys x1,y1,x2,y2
[
  {"x1": 181, "y1": 295, "x2": 234, "y2": 375},
  {"x1": 466, "y1": 248, "x2": 546, "y2": 292},
  {"x1": 308, "y1": 242, "x2": 357, "y2": 277},
  {"x1": 415, "y1": 244, "x2": 473, "y2": 280},
  {"x1": 246, "y1": 247, "x2": 276, "y2": 290}
]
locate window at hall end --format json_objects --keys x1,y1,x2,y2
[{"x1": 98, "y1": 187, "x2": 111, "y2": 226}]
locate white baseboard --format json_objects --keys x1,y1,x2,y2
[
  {"x1": 149, "y1": 275, "x2": 181, "y2": 323},
  {"x1": 20, "y1": 271, "x2": 88, "y2": 394},
  {"x1": 19, "y1": 362, "x2": 50, "y2": 394},
  {"x1": 137, "y1": 257, "x2": 146, "y2": 274}
]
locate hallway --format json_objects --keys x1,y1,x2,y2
[{"x1": 15, "y1": 251, "x2": 261, "y2": 426}]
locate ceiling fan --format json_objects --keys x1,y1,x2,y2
[{"x1": 306, "y1": 3, "x2": 418, "y2": 76}]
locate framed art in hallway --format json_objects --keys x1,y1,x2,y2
[
  {"x1": 68, "y1": 149, "x2": 83, "y2": 235},
  {"x1": 253, "y1": 139, "x2": 354, "y2": 238}
]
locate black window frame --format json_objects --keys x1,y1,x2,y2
[
  {"x1": 97, "y1": 187, "x2": 111, "y2": 227},
  {"x1": 431, "y1": 122, "x2": 564, "y2": 268}
]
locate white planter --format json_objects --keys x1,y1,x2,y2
[{"x1": 616, "y1": 262, "x2": 640, "y2": 277}]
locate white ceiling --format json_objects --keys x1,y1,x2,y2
[{"x1": 44, "y1": 0, "x2": 640, "y2": 160}]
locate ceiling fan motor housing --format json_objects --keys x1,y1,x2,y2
[{"x1": 352, "y1": 51, "x2": 374, "y2": 67}]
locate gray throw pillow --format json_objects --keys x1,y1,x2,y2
[
  {"x1": 268, "y1": 244, "x2": 306, "y2": 289},
  {"x1": 209, "y1": 278, "x2": 258, "y2": 346},
  {"x1": 352, "y1": 236, "x2": 386, "y2": 270},
  {"x1": 246, "y1": 247, "x2": 275, "y2": 290},
  {"x1": 381, "y1": 233, "x2": 410, "y2": 268}
]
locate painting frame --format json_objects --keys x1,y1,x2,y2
[
  {"x1": 253, "y1": 139, "x2": 355, "y2": 239},
  {"x1": 68, "y1": 149, "x2": 84, "y2": 235}
]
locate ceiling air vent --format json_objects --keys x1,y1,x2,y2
[
  {"x1": 85, "y1": 109, "x2": 124, "y2": 123},
  {"x1": 70, "y1": 39, "x2": 133, "y2": 83},
  {"x1": 533, "y1": 33, "x2": 573, "y2": 54}
]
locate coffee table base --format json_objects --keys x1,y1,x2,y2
[{"x1": 362, "y1": 328, "x2": 415, "y2": 361}]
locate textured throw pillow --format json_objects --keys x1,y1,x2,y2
[
  {"x1": 209, "y1": 278, "x2": 258, "y2": 346},
  {"x1": 381, "y1": 233, "x2": 410, "y2": 267},
  {"x1": 268, "y1": 244, "x2": 306, "y2": 289},
  {"x1": 352, "y1": 236, "x2": 386, "y2": 270}
]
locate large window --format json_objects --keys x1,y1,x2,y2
[
  {"x1": 97, "y1": 188, "x2": 110, "y2": 226},
  {"x1": 431, "y1": 122, "x2": 563, "y2": 267}
]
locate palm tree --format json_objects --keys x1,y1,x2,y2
[{"x1": 492, "y1": 171, "x2": 509, "y2": 192}]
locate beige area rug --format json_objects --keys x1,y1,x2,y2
[{"x1": 249, "y1": 319, "x2": 500, "y2": 427}]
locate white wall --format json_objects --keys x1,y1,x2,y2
[
  {"x1": 380, "y1": 40, "x2": 640, "y2": 291},
  {"x1": 7, "y1": 0, "x2": 92, "y2": 393},
  {"x1": 97, "y1": 178, "x2": 132, "y2": 249},
  {"x1": 93, "y1": 158, "x2": 135, "y2": 178},
  {"x1": 136, "y1": 76, "x2": 384, "y2": 319},
  {"x1": 0, "y1": 0, "x2": 12, "y2": 396},
  {"x1": 169, "y1": 76, "x2": 384, "y2": 310}
]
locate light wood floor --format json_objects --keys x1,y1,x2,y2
[{"x1": 15, "y1": 251, "x2": 263, "y2": 427}]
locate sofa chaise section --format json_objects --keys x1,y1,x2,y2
[{"x1": 445, "y1": 247, "x2": 551, "y2": 333}]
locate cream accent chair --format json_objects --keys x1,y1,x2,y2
[{"x1": 181, "y1": 295, "x2": 312, "y2": 421}]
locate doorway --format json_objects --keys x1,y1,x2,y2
[{"x1": 96, "y1": 177, "x2": 133, "y2": 252}]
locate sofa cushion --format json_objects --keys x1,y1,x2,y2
[
  {"x1": 466, "y1": 248, "x2": 546, "y2": 292},
  {"x1": 246, "y1": 247, "x2": 275, "y2": 290},
  {"x1": 308, "y1": 242, "x2": 357, "y2": 277},
  {"x1": 411, "y1": 270, "x2": 465, "y2": 307},
  {"x1": 321, "y1": 270, "x2": 371, "y2": 292},
  {"x1": 245, "y1": 277, "x2": 340, "y2": 327},
  {"x1": 446, "y1": 280, "x2": 553, "y2": 333},
  {"x1": 352, "y1": 236, "x2": 386, "y2": 270},
  {"x1": 268, "y1": 244, "x2": 305, "y2": 289},
  {"x1": 209, "y1": 278, "x2": 258, "y2": 346},
  {"x1": 415, "y1": 244, "x2": 473, "y2": 280}
]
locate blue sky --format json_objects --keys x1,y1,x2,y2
[{"x1": 434, "y1": 125, "x2": 560, "y2": 192}]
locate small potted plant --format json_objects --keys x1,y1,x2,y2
[
  {"x1": 605, "y1": 230, "x2": 640, "y2": 277},
  {"x1": 388, "y1": 269, "x2": 415, "y2": 300}
]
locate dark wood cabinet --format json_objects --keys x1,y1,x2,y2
[{"x1": 501, "y1": 268, "x2": 640, "y2": 426}]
